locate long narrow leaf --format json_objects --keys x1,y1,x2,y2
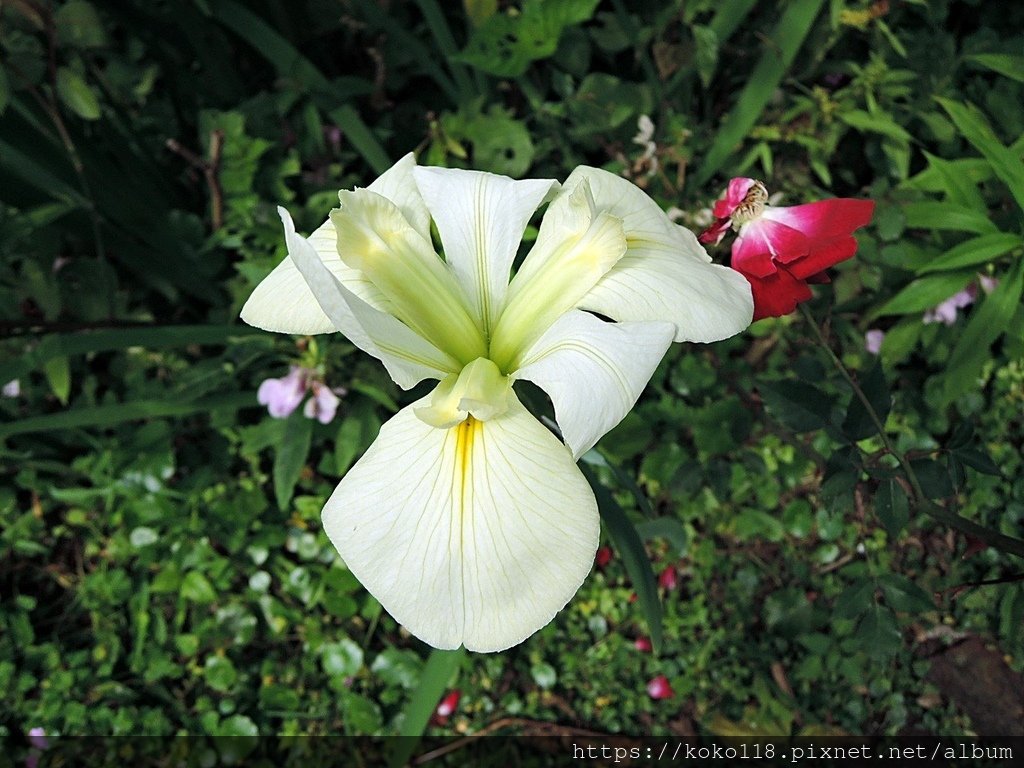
[
  {"x1": 918, "y1": 232, "x2": 1022, "y2": 274},
  {"x1": 1, "y1": 325, "x2": 266, "y2": 384},
  {"x1": 0, "y1": 392, "x2": 257, "y2": 439},
  {"x1": 939, "y1": 255, "x2": 1024, "y2": 404},
  {"x1": 273, "y1": 411, "x2": 313, "y2": 510},
  {"x1": 328, "y1": 106, "x2": 392, "y2": 176},
  {"x1": 581, "y1": 464, "x2": 663, "y2": 653},
  {"x1": 388, "y1": 648, "x2": 465, "y2": 768},
  {"x1": 937, "y1": 98, "x2": 1024, "y2": 214},
  {"x1": 692, "y1": 0, "x2": 826, "y2": 189}
]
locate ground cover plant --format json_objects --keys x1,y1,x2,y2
[{"x1": 2, "y1": 0, "x2": 1023, "y2": 763}]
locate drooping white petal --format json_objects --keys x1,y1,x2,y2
[
  {"x1": 514, "y1": 310, "x2": 675, "y2": 458},
  {"x1": 240, "y1": 152, "x2": 427, "y2": 335},
  {"x1": 322, "y1": 393, "x2": 599, "y2": 652},
  {"x1": 413, "y1": 166, "x2": 558, "y2": 335},
  {"x1": 564, "y1": 166, "x2": 754, "y2": 342},
  {"x1": 240, "y1": 217, "x2": 389, "y2": 335},
  {"x1": 273, "y1": 207, "x2": 458, "y2": 388}
]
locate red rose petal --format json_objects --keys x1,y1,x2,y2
[
  {"x1": 740, "y1": 266, "x2": 813, "y2": 321},
  {"x1": 647, "y1": 675, "x2": 675, "y2": 700},
  {"x1": 761, "y1": 198, "x2": 874, "y2": 242}
]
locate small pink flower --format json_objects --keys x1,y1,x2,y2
[
  {"x1": 2, "y1": 380, "x2": 20, "y2": 398},
  {"x1": 257, "y1": 366, "x2": 308, "y2": 418},
  {"x1": 658, "y1": 564, "x2": 678, "y2": 591},
  {"x1": 647, "y1": 675, "x2": 674, "y2": 700},
  {"x1": 303, "y1": 382, "x2": 342, "y2": 424},
  {"x1": 865, "y1": 329, "x2": 885, "y2": 355},
  {"x1": 634, "y1": 636, "x2": 653, "y2": 652},
  {"x1": 436, "y1": 690, "x2": 461, "y2": 718},
  {"x1": 595, "y1": 546, "x2": 613, "y2": 569},
  {"x1": 700, "y1": 178, "x2": 874, "y2": 320},
  {"x1": 923, "y1": 286, "x2": 976, "y2": 326},
  {"x1": 979, "y1": 274, "x2": 999, "y2": 294},
  {"x1": 28, "y1": 728, "x2": 48, "y2": 750}
]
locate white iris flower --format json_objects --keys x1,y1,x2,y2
[{"x1": 242, "y1": 154, "x2": 753, "y2": 652}]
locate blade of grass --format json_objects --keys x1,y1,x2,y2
[
  {"x1": 937, "y1": 98, "x2": 1024, "y2": 214},
  {"x1": 1, "y1": 324, "x2": 266, "y2": 384},
  {"x1": 388, "y1": 647, "x2": 465, "y2": 768},
  {"x1": 692, "y1": 0, "x2": 826, "y2": 189},
  {"x1": 358, "y1": 0, "x2": 460, "y2": 104},
  {"x1": 707, "y1": 0, "x2": 759, "y2": 44},
  {"x1": 327, "y1": 106, "x2": 392, "y2": 176},
  {"x1": 581, "y1": 463, "x2": 663, "y2": 653},
  {"x1": 415, "y1": 0, "x2": 477, "y2": 99},
  {"x1": 0, "y1": 392, "x2": 257, "y2": 439}
]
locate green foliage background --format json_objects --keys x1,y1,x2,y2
[{"x1": 2, "y1": 0, "x2": 1023, "y2": 756}]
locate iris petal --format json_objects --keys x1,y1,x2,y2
[{"x1": 322, "y1": 392, "x2": 599, "y2": 652}]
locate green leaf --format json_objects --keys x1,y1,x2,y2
[
  {"x1": 458, "y1": 0, "x2": 600, "y2": 77},
  {"x1": 902, "y1": 201, "x2": 998, "y2": 235},
  {"x1": 204, "y1": 656, "x2": 238, "y2": 692},
  {"x1": 937, "y1": 98, "x2": 1024, "y2": 213},
  {"x1": 841, "y1": 363, "x2": 890, "y2": 442},
  {"x1": 692, "y1": 0, "x2": 826, "y2": 188},
  {"x1": 833, "y1": 579, "x2": 875, "y2": 620},
  {"x1": 581, "y1": 464, "x2": 663, "y2": 653},
  {"x1": 871, "y1": 271, "x2": 975, "y2": 317},
  {"x1": 909, "y1": 458, "x2": 954, "y2": 499},
  {"x1": 273, "y1": 411, "x2": 313, "y2": 511},
  {"x1": 0, "y1": 392, "x2": 257, "y2": 439},
  {"x1": 966, "y1": 53, "x2": 1024, "y2": 84},
  {"x1": 758, "y1": 380, "x2": 833, "y2": 433},
  {"x1": 334, "y1": 404, "x2": 380, "y2": 475},
  {"x1": 918, "y1": 232, "x2": 1021, "y2": 274},
  {"x1": 55, "y1": 0, "x2": 107, "y2": 49},
  {"x1": 877, "y1": 574, "x2": 934, "y2": 614},
  {"x1": 939, "y1": 255, "x2": 1024, "y2": 404},
  {"x1": 0, "y1": 67, "x2": 10, "y2": 116},
  {"x1": 180, "y1": 572, "x2": 217, "y2": 604},
  {"x1": 321, "y1": 638, "x2": 364, "y2": 680},
  {"x1": 388, "y1": 648, "x2": 464, "y2": 768},
  {"x1": 875, "y1": 480, "x2": 909, "y2": 538},
  {"x1": 953, "y1": 447, "x2": 1001, "y2": 476},
  {"x1": 328, "y1": 105, "x2": 392, "y2": 176},
  {"x1": 839, "y1": 109, "x2": 913, "y2": 142},
  {"x1": 635, "y1": 517, "x2": 688, "y2": 557},
  {"x1": 42, "y1": 355, "x2": 71, "y2": 405},
  {"x1": 55, "y1": 67, "x2": 101, "y2": 120},
  {"x1": 855, "y1": 605, "x2": 902, "y2": 660}
]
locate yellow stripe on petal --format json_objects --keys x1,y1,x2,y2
[{"x1": 321, "y1": 392, "x2": 599, "y2": 652}]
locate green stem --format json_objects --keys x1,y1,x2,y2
[{"x1": 799, "y1": 305, "x2": 1024, "y2": 559}]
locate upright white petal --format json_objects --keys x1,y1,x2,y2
[
  {"x1": 514, "y1": 310, "x2": 675, "y2": 458},
  {"x1": 564, "y1": 166, "x2": 704, "y2": 260},
  {"x1": 413, "y1": 167, "x2": 557, "y2": 336},
  {"x1": 274, "y1": 207, "x2": 458, "y2": 388},
  {"x1": 365, "y1": 152, "x2": 432, "y2": 242},
  {"x1": 565, "y1": 166, "x2": 754, "y2": 342},
  {"x1": 322, "y1": 393, "x2": 599, "y2": 652},
  {"x1": 488, "y1": 181, "x2": 627, "y2": 370},
  {"x1": 240, "y1": 152, "x2": 427, "y2": 335}
]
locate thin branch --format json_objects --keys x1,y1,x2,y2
[{"x1": 799, "y1": 305, "x2": 1024, "y2": 559}]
